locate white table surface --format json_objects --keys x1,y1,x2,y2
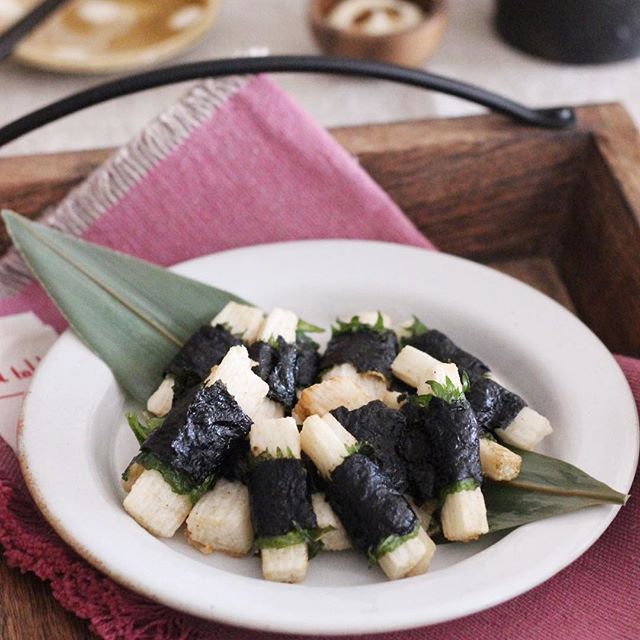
[{"x1": 1, "y1": 0, "x2": 640, "y2": 157}]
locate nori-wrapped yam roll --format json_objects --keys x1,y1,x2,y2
[
  {"x1": 166, "y1": 324, "x2": 242, "y2": 397},
  {"x1": 466, "y1": 376, "x2": 525, "y2": 432},
  {"x1": 250, "y1": 459, "x2": 317, "y2": 540},
  {"x1": 403, "y1": 322, "x2": 552, "y2": 450},
  {"x1": 331, "y1": 401, "x2": 409, "y2": 494},
  {"x1": 300, "y1": 414, "x2": 435, "y2": 579},
  {"x1": 326, "y1": 453, "x2": 417, "y2": 558},
  {"x1": 249, "y1": 416, "x2": 319, "y2": 582},
  {"x1": 404, "y1": 394, "x2": 489, "y2": 542},
  {"x1": 405, "y1": 329, "x2": 489, "y2": 382},
  {"x1": 413, "y1": 397, "x2": 483, "y2": 493},
  {"x1": 320, "y1": 320, "x2": 399, "y2": 379},
  {"x1": 141, "y1": 380, "x2": 252, "y2": 487}
]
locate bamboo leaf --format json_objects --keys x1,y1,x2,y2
[
  {"x1": 2, "y1": 210, "x2": 243, "y2": 403},
  {"x1": 484, "y1": 448, "x2": 628, "y2": 532}
]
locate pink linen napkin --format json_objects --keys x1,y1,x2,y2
[{"x1": 0, "y1": 74, "x2": 638, "y2": 640}]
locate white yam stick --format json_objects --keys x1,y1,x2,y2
[
  {"x1": 256, "y1": 308, "x2": 298, "y2": 344},
  {"x1": 311, "y1": 493, "x2": 352, "y2": 551},
  {"x1": 146, "y1": 375, "x2": 175, "y2": 417},
  {"x1": 300, "y1": 414, "x2": 356, "y2": 478},
  {"x1": 479, "y1": 438, "x2": 522, "y2": 481},
  {"x1": 495, "y1": 406, "x2": 553, "y2": 451},
  {"x1": 294, "y1": 377, "x2": 372, "y2": 423},
  {"x1": 205, "y1": 345, "x2": 269, "y2": 417},
  {"x1": 440, "y1": 486, "x2": 489, "y2": 542},
  {"x1": 392, "y1": 345, "x2": 461, "y2": 393},
  {"x1": 123, "y1": 469, "x2": 191, "y2": 538},
  {"x1": 186, "y1": 479, "x2": 253, "y2": 556},
  {"x1": 211, "y1": 301, "x2": 264, "y2": 343},
  {"x1": 378, "y1": 526, "x2": 436, "y2": 580}
]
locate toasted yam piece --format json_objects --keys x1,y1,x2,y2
[
  {"x1": 261, "y1": 543, "x2": 309, "y2": 583},
  {"x1": 383, "y1": 390, "x2": 403, "y2": 410},
  {"x1": 479, "y1": 438, "x2": 522, "y2": 481},
  {"x1": 147, "y1": 375, "x2": 175, "y2": 417},
  {"x1": 123, "y1": 469, "x2": 191, "y2": 538},
  {"x1": 121, "y1": 461, "x2": 145, "y2": 493},
  {"x1": 186, "y1": 479, "x2": 253, "y2": 556},
  {"x1": 405, "y1": 528, "x2": 437, "y2": 578},
  {"x1": 211, "y1": 301, "x2": 264, "y2": 343},
  {"x1": 495, "y1": 406, "x2": 553, "y2": 451},
  {"x1": 322, "y1": 363, "x2": 388, "y2": 398},
  {"x1": 252, "y1": 398, "x2": 285, "y2": 421},
  {"x1": 300, "y1": 414, "x2": 357, "y2": 478},
  {"x1": 250, "y1": 417, "x2": 301, "y2": 459},
  {"x1": 378, "y1": 526, "x2": 435, "y2": 580},
  {"x1": 206, "y1": 345, "x2": 269, "y2": 417},
  {"x1": 440, "y1": 486, "x2": 489, "y2": 542},
  {"x1": 392, "y1": 346, "x2": 461, "y2": 393},
  {"x1": 407, "y1": 497, "x2": 437, "y2": 531},
  {"x1": 294, "y1": 377, "x2": 372, "y2": 422},
  {"x1": 311, "y1": 493, "x2": 352, "y2": 551},
  {"x1": 257, "y1": 308, "x2": 298, "y2": 344},
  {"x1": 342, "y1": 311, "x2": 392, "y2": 329}
]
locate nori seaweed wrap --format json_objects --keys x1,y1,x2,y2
[
  {"x1": 466, "y1": 376, "x2": 526, "y2": 432},
  {"x1": 398, "y1": 401, "x2": 437, "y2": 504},
  {"x1": 326, "y1": 453, "x2": 418, "y2": 556},
  {"x1": 405, "y1": 329, "x2": 489, "y2": 382},
  {"x1": 403, "y1": 396, "x2": 483, "y2": 495},
  {"x1": 295, "y1": 336, "x2": 320, "y2": 388},
  {"x1": 320, "y1": 323, "x2": 399, "y2": 378},
  {"x1": 250, "y1": 458, "x2": 317, "y2": 540},
  {"x1": 331, "y1": 401, "x2": 409, "y2": 493},
  {"x1": 165, "y1": 325, "x2": 242, "y2": 397},
  {"x1": 141, "y1": 380, "x2": 253, "y2": 486},
  {"x1": 249, "y1": 337, "x2": 298, "y2": 410}
]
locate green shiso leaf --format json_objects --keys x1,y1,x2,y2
[
  {"x1": 427, "y1": 376, "x2": 465, "y2": 403},
  {"x1": 129, "y1": 451, "x2": 214, "y2": 504},
  {"x1": 297, "y1": 319, "x2": 324, "y2": 334},
  {"x1": 254, "y1": 523, "x2": 333, "y2": 558},
  {"x1": 368, "y1": 523, "x2": 420, "y2": 565},
  {"x1": 332, "y1": 312, "x2": 387, "y2": 336},
  {"x1": 441, "y1": 477, "x2": 479, "y2": 497},
  {"x1": 253, "y1": 446, "x2": 297, "y2": 464},
  {"x1": 400, "y1": 315, "x2": 428, "y2": 346},
  {"x1": 126, "y1": 412, "x2": 164, "y2": 445},
  {"x1": 2, "y1": 211, "x2": 243, "y2": 404}
]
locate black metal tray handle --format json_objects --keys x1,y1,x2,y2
[{"x1": 0, "y1": 55, "x2": 576, "y2": 149}]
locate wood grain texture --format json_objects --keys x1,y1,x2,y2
[{"x1": 0, "y1": 550, "x2": 93, "y2": 639}]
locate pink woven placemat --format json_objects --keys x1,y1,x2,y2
[{"x1": 0, "y1": 74, "x2": 638, "y2": 640}]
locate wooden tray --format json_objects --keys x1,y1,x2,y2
[{"x1": 0, "y1": 102, "x2": 639, "y2": 638}]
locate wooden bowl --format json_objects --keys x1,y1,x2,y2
[{"x1": 309, "y1": 0, "x2": 447, "y2": 67}]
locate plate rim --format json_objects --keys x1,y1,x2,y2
[{"x1": 17, "y1": 239, "x2": 639, "y2": 634}]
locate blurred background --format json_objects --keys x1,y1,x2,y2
[{"x1": 1, "y1": 0, "x2": 639, "y2": 156}]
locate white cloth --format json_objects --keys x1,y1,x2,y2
[{"x1": 1, "y1": 0, "x2": 639, "y2": 157}]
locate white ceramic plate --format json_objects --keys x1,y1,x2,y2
[{"x1": 19, "y1": 240, "x2": 638, "y2": 635}]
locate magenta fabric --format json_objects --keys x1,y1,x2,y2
[{"x1": 0, "y1": 75, "x2": 638, "y2": 639}]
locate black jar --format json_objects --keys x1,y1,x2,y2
[{"x1": 495, "y1": 0, "x2": 640, "y2": 64}]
